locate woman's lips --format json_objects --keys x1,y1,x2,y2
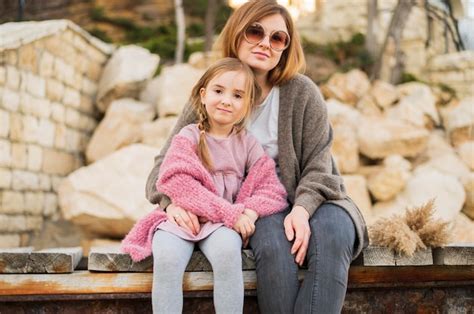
[{"x1": 253, "y1": 51, "x2": 270, "y2": 58}]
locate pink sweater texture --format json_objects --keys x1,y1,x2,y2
[{"x1": 121, "y1": 133, "x2": 288, "y2": 262}]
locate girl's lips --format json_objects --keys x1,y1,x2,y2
[{"x1": 217, "y1": 108, "x2": 232, "y2": 113}]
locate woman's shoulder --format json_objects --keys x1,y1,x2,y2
[{"x1": 281, "y1": 74, "x2": 325, "y2": 108}]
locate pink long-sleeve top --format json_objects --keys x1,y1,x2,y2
[
  {"x1": 121, "y1": 124, "x2": 288, "y2": 262},
  {"x1": 157, "y1": 124, "x2": 267, "y2": 240}
]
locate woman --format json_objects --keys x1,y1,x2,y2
[{"x1": 145, "y1": 1, "x2": 369, "y2": 313}]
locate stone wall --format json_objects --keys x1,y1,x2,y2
[
  {"x1": 0, "y1": 20, "x2": 112, "y2": 248},
  {"x1": 425, "y1": 50, "x2": 474, "y2": 98},
  {"x1": 298, "y1": 0, "x2": 460, "y2": 78}
]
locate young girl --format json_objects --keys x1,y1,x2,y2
[{"x1": 121, "y1": 58, "x2": 288, "y2": 314}]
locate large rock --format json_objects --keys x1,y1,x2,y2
[
  {"x1": 370, "y1": 80, "x2": 398, "y2": 109},
  {"x1": 450, "y1": 213, "x2": 474, "y2": 244},
  {"x1": 356, "y1": 95, "x2": 383, "y2": 116},
  {"x1": 141, "y1": 117, "x2": 178, "y2": 151},
  {"x1": 367, "y1": 155, "x2": 411, "y2": 202},
  {"x1": 326, "y1": 98, "x2": 362, "y2": 127},
  {"x1": 96, "y1": 45, "x2": 160, "y2": 112},
  {"x1": 415, "y1": 152, "x2": 470, "y2": 182},
  {"x1": 372, "y1": 168, "x2": 466, "y2": 224},
  {"x1": 156, "y1": 64, "x2": 204, "y2": 117},
  {"x1": 58, "y1": 144, "x2": 160, "y2": 237},
  {"x1": 321, "y1": 69, "x2": 371, "y2": 106},
  {"x1": 357, "y1": 117, "x2": 430, "y2": 159},
  {"x1": 86, "y1": 98, "x2": 155, "y2": 163},
  {"x1": 332, "y1": 123, "x2": 359, "y2": 174},
  {"x1": 457, "y1": 141, "x2": 474, "y2": 170},
  {"x1": 387, "y1": 83, "x2": 439, "y2": 128},
  {"x1": 188, "y1": 50, "x2": 221, "y2": 69},
  {"x1": 442, "y1": 97, "x2": 474, "y2": 147},
  {"x1": 342, "y1": 175, "x2": 372, "y2": 223},
  {"x1": 139, "y1": 76, "x2": 161, "y2": 107},
  {"x1": 462, "y1": 173, "x2": 474, "y2": 220}
]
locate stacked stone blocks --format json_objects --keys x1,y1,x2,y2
[{"x1": 0, "y1": 20, "x2": 112, "y2": 247}]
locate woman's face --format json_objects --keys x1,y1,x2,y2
[{"x1": 237, "y1": 14, "x2": 288, "y2": 76}]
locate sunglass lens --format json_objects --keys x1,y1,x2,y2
[
  {"x1": 245, "y1": 24, "x2": 265, "y2": 44},
  {"x1": 270, "y1": 31, "x2": 289, "y2": 50}
]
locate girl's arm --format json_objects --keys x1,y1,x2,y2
[
  {"x1": 236, "y1": 154, "x2": 288, "y2": 217},
  {"x1": 145, "y1": 102, "x2": 197, "y2": 207}
]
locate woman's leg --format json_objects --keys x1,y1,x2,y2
[
  {"x1": 294, "y1": 203, "x2": 356, "y2": 314},
  {"x1": 249, "y1": 210, "x2": 300, "y2": 314},
  {"x1": 199, "y1": 227, "x2": 243, "y2": 314},
  {"x1": 152, "y1": 230, "x2": 194, "y2": 314}
]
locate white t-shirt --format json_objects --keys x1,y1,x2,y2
[{"x1": 247, "y1": 86, "x2": 280, "y2": 171}]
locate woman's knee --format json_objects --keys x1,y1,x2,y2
[{"x1": 310, "y1": 203, "x2": 356, "y2": 251}]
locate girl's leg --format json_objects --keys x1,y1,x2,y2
[
  {"x1": 294, "y1": 203, "x2": 356, "y2": 314},
  {"x1": 152, "y1": 230, "x2": 194, "y2": 314},
  {"x1": 199, "y1": 227, "x2": 243, "y2": 314},
  {"x1": 249, "y1": 209, "x2": 299, "y2": 314}
]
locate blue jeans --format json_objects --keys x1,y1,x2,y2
[{"x1": 250, "y1": 203, "x2": 356, "y2": 314}]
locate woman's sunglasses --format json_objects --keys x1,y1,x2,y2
[{"x1": 243, "y1": 22, "x2": 290, "y2": 52}]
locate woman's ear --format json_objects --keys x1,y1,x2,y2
[{"x1": 199, "y1": 87, "x2": 206, "y2": 103}]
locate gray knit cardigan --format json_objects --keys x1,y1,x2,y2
[{"x1": 145, "y1": 74, "x2": 369, "y2": 260}]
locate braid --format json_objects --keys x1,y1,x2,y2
[{"x1": 197, "y1": 106, "x2": 213, "y2": 171}]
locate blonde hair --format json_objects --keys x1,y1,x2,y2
[
  {"x1": 189, "y1": 57, "x2": 261, "y2": 171},
  {"x1": 215, "y1": 0, "x2": 306, "y2": 86}
]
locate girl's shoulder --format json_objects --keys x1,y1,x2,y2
[{"x1": 176, "y1": 123, "x2": 200, "y2": 144}]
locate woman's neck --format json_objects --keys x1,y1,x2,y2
[{"x1": 255, "y1": 72, "x2": 273, "y2": 104}]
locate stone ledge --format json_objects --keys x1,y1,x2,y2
[{"x1": 0, "y1": 20, "x2": 114, "y2": 55}]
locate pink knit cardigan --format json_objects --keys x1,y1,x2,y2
[{"x1": 121, "y1": 135, "x2": 288, "y2": 262}]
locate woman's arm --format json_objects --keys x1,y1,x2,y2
[{"x1": 145, "y1": 103, "x2": 197, "y2": 206}]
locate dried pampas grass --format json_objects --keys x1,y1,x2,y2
[{"x1": 369, "y1": 199, "x2": 451, "y2": 256}]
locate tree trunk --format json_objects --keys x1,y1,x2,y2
[
  {"x1": 366, "y1": 0, "x2": 378, "y2": 61},
  {"x1": 174, "y1": 0, "x2": 185, "y2": 64},
  {"x1": 373, "y1": 0, "x2": 416, "y2": 83},
  {"x1": 204, "y1": 0, "x2": 218, "y2": 52}
]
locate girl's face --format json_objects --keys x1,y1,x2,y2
[
  {"x1": 237, "y1": 14, "x2": 288, "y2": 76},
  {"x1": 200, "y1": 70, "x2": 248, "y2": 130}
]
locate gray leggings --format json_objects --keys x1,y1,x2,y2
[{"x1": 152, "y1": 227, "x2": 243, "y2": 314}]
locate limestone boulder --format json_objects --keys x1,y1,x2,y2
[
  {"x1": 372, "y1": 168, "x2": 466, "y2": 224},
  {"x1": 457, "y1": 141, "x2": 474, "y2": 170},
  {"x1": 141, "y1": 117, "x2": 179, "y2": 151},
  {"x1": 357, "y1": 117, "x2": 429, "y2": 159},
  {"x1": 450, "y1": 213, "x2": 474, "y2": 244},
  {"x1": 442, "y1": 97, "x2": 474, "y2": 147},
  {"x1": 86, "y1": 98, "x2": 155, "y2": 163},
  {"x1": 326, "y1": 98, "x2": 362, "y2": 128},
  {"x1": 367, "y1": 155, "x2": 411, "y2": 202},
  {"x1": 342, "y1": 175, "x2": 372, "y2": 223},
  {"x1": 331, "y1": 123, "x2": 359, "y2": 174},
  {"x1": 321, "y1": 69, "x2": 371, "y2": 106},
  {"x1": 97, "y1": 45, "x2": 160, "y2": 112},
  {"x1": 139, "y1": 76, "x2": 161, "y2": 107},
  {"x1": 188, "y1": 51, "x2": 221, "y2": 69},
  {"x1": 156, "y1": 64, "x2": 204, "y2": 117},
  {"x1": 417, "y1": 130, "x2": 454, "y2": 163},
  {"x1": 415, "y1": 152, "x2": 470, "y2": 182},
  {"x1": 462, "y1": 173, "x2": 474, "y2": 220},
  {"x1": 370, "y1": 80, "x2": 398, "y2": 109},
  {"x1": 356, "y1": 95, "x2": 383, "y2": 116},
  {"x1": 387, "y1": 83, "x2": 439, "y2": 128},
  {"x1": 58, "y1": 144, "x2": 160, "y2": 237}
]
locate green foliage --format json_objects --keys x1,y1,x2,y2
[
  {"x1": 400, "y1": 72, "x2": 420, "y2": 83},
  {"x1": 87, "y1": 27, "x2": 112, "y2": 43},
  {"x1": 302, "y1": 33, "x2": 374, "y2": 75}
]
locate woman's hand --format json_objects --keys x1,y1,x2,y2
[
  {"x1": 166, "y1": 203, "x2": 200, "y2": 235},
  {"x1": 283, "y1": 205, "x2": 311, "y2": 266},
  {"x1": 233, "y1": 214, "x2": 256, "y2": 248}
]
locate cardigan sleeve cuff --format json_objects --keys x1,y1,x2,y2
[
  {"x1": 159, "y1": 194, "x2": 172, "y2": 211},
  {"x1": 294, "y1": 193, "x2": 325, "y2": 217},
  {"x1": 223, "y1": 203, "x2": 245, "y2": 228}
]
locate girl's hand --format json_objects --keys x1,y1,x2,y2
[
  {"x1": 243, "y1": 209, "x2": 259, "y2": 224},
  {"x1": 283, "y1": 206, "x2": 311, "y2": 266},
  {"x1": 166, "y1": 203, "x2": 201, "y2": 235},
  {"x1": 233, "y1": 214, "x2": 255, "y2": 247}
]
